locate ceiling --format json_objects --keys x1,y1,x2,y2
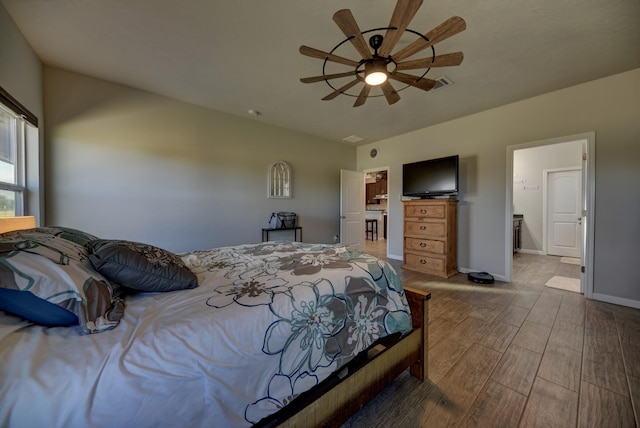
[{"x1": 2, "y1": 0, "x2": 640, "y2": 145}]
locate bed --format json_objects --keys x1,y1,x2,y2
[{"x1": 0, "y1": 216, "x2": 430, "y2": 427}]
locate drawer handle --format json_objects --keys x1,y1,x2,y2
[
  {"x1": 420, "y1": 226, "x2": 426, "y2": 230},
  {"x1": 420, "y1": 209, "x2": 427, "y2": 214},
  {"x1": 420, "y1": 242, "x2": 427, "y2": 248},
  {"x1": 420, "y1": 259, "x2": 426, "y2": 264}
]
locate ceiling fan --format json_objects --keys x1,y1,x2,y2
[{"x1": 299, "y1": 0, "x2": 466, "y2": 107}]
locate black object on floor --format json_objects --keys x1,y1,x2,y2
[{"x1": 468, "y1": 272, "x2": 495, "y2": 284}]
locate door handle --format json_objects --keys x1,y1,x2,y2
[{"x1": 340, "y1": 216, "x2": 346, "y2": 219}]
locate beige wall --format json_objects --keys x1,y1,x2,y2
[
  {"x1": 44, "y1": 67, "x2": 355, "y2": 252},
  {"x1": 0, "y1": 3, "x2": 44, "y2": 223},
  {"x1": 0, "y1": 4, "x2": 41, "y2": 118},
  {"x1": 357, "y1": 68, "x2": 640, "y2": 306}
]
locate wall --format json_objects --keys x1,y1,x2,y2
[
  {"x1": 357, "y1": 68, "x2": 640, "y2": 306},
  {"x1": 0, "y1": 3, "x2": 44, "y2": 224},
  {"x1": 44, "y1": 67, "x2": 355, "y2": 252},
  {"x1": 513, "y1": 140, "x2": 583, "y2": 253}
]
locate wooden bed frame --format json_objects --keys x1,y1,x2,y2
[
  {"x1": 0, "y1": 216, "x2": 431, "y2": 428},
  {"x1": 274, "y1": 285, "x2": 430, "y2": 427},
  {"x1": 0, "y1": 216, "x2": 36, "y2": 233}
]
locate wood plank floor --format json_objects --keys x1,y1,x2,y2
[{"x1": 342, "y1": 239, "x2": 639, "y2": 427}]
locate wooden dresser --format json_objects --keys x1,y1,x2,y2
[{"x1": 403, "y1": 199, "x2": 458, "y2": 278}]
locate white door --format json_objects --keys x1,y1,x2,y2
[
  {"x1": 547, "y1": 168, "x2": 582, "y2": 257},
  {"x1": 340, "y1": 169, "x2": 365, "y2": 250}
]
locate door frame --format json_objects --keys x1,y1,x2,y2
[{"x1": 505, "y1": 132, "x2": 595, "y2": 298}]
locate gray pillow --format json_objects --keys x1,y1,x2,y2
[{"x1": 88, "y1": 240, "x2": 198, "y2": 292}]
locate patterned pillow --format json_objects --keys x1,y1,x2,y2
[
  {"x1": 0, "y1": 227, "x2": 93, "y2": 266},
  {"x1": 39, "y1": 226, "x2": 99, "y2": 247},
  {"x1": 88, "y1": 240, "x2": 198, "y2": 292},
  {"x1": 0, "y1": 230, "x2": 124, "y2": 333}
]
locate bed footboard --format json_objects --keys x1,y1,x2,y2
[
  {"x1": 274, "y1": 286, "x2": 431, "y2": 427},
  {"x1": 404, "y1": 285, "x2": 431, "y2": 380}
]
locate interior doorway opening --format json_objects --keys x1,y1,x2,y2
[
  {"x1": 363, "y1": 167, "x2": 389, "y2": 258},
  {"x1": 506, "y1": 132, "x2": 595, "y2": 298}
]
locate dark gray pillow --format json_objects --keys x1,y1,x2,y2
[{"x1": 88, "y1": 240, "x2": 198, "y2": 292}]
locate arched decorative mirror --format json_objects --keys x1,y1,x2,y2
[{"x1": 268, "y1": 161, "x2": 292, "y2": 198}]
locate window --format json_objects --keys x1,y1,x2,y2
[
  {"x1": 268, "y1": 161, "x2": 292, "y2": 199},
  {"x1": 0, "y1": 87, "x2": 37, "y2": 218}
]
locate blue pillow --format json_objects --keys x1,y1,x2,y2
[{"x1": 0, "y1": 288, "x2": 78, "y2": 327}]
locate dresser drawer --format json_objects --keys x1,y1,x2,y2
[
  {"x1": 404, "y1": 253, "x2": 445, "y2": 273},
  {"x1": 405, "y1": 204, "x2": 445, "y2": 219},
  {"x1": 405, "y1": 221, "x2": 445, "y2": 238},
  {"x1": 403, "y1": 199, "x2": 457, "y2": 278},
  {"x1": 405, "y1": 237, "x2": 445, "y2": 254}
]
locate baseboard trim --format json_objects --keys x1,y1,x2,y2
[
  {"x1": 516, "y1": 249, "x2": 545, "y2": 256},
  {"x1": 387, "y1": 253, "x2": 403, "y2": 261},
  {"x1": 591, "y1": 293, "x2": 640, "y2": 309}
]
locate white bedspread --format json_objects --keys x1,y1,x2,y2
[{"x1": 0, "y1": 242, "x2": 411, "y2": 427}]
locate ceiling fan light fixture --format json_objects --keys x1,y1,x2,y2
[
  {"x1": 364, "y1": 61, "x2": 388, "y2": 86},
  {"x1": 299, "y1": 1, "x2": 467, "y2": 106}
]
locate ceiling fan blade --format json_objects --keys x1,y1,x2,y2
[
  {"x1": 300, "y1": 71, "x2": 358, "y2": 84},
  {"x1": 396, "y1": 51, "x2": 464, "y2": 71},
  {"x1": 390, "y1": 71, "x2": 437, "y2": 91},
  {"x1": 392, "y1": 16, "x2": 466, "y2": 62},
  {"x1": 354, "y1": 85, "x2": 371, "y2": 107},
  {"x1": 333, "y1": 9, "x2": 372, "y2": 59},
  {"x1": 379, "y1": 0, "x2": 423, "y2": 57},
  {"x1": 300, "y1": 45, "x2": 360, "y2": 67},
  {"x1": 380, "y1": 81, "x2": 401, "y2": 105},
  {"x1": 322, "y1": 79, "x2": 361, "y2": 101}
]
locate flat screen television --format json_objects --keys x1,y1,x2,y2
[{"x1": 402, "y1": 155, "x2": 459, "y2": 198}]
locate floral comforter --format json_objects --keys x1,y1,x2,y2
[{"x1": 0, "y1": 241, "x2": 411, "y2": 427}]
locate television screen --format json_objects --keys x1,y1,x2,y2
[{"x1": 402, "y1": 155, "x2": 459, "y2": 197}]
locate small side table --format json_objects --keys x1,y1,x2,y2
[{"x1": 262, "y1": 227, "x2": 302, "y2": 242}]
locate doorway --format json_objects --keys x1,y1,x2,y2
[
  {"x1": 363, "y1": 167, "x2": 389, "y2": 257},
  {"x1": 506, "y1": 132, "x2": 595, "y2": 298}
]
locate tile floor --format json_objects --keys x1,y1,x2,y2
[{"x1": 341, "y1": 241, "x2": 639, "y2": 427}]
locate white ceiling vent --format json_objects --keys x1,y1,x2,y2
[
  {"x1": 431, "y1": 76, "x2": 453, "y2": 91},
  {"x1": 342, "y1": 135, "x2": 364, "y2": 143}
]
